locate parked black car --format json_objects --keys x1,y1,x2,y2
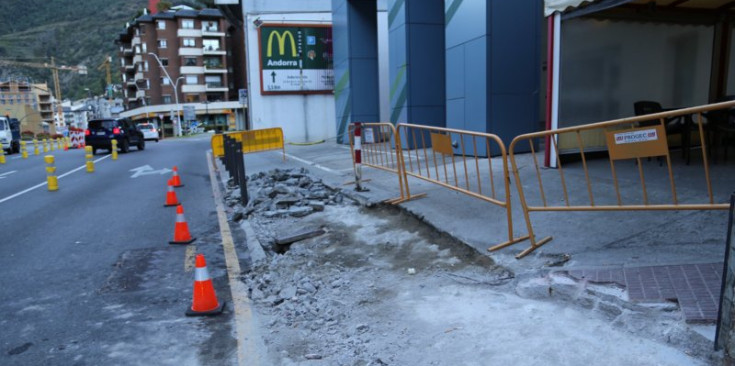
[{"x1": 85, "y1": 118, "x2": 145, "y2": 155}]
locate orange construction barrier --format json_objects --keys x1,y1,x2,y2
[
  {"x1": 170, "y1": 204, "x2": 196, "y2": 245},
  {"x1": 186, "y1": 254, "x2": 224, "y2": 316},
  {"x1": 171, "y1": 166, "x2": 184, "y2": 187},
  {"x1": 164, "y1": 180, "x2": 180, "y2": 207}
]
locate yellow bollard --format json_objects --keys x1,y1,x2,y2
[
  {"x1": 21, "y1": 141, "x2": 28, "y2": 159},
  {"x1": 56, "y1": 138, "x2": 61, "y2": 150},
  {"x1": 33, "y1": 139, "x2": 39, "y2": 155},
  {"x1": 44, "y1": 138, "x2": 49, "y2": 152},
  {"x1": 85, "y1": 146, "x2": 94, "y2": 173},
  {"x1": 111, "y1": 139, "x2": 118, "y2": 161},
  {"x1": 0, "y1": 145, "x2": 5, "y2": 164},
  {"x1": 45, "y1": 155, "x2": 58, "y2": 191}
]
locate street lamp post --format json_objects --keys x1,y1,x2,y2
[{"x1": 148, "y1": 52, "x2": 183, "y2": 137}]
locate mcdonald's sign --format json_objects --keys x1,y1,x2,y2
[
  {"x1": 259, "y1": 24, "x2": 334, "y2": 94},
  {"x1": 266, "y1": 30, "x2": 297, "y2": 58}
]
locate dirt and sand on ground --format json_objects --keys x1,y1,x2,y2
[{"x1": 222, "y1": 168, "x2": 718, "y2": 366}]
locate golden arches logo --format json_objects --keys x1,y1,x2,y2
[{"x1": 266, "y1": 30, "x2": 297, "y2": 57}]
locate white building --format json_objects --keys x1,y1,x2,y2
[{"x1": 219, "y1": 0, "x2": 336, "y2": 143}]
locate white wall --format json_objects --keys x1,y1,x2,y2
[
  {"x1": 559, "y1": 18, "x2": 714, "y2": 126},
  {"x1": 242, "y1": 1, "x2": 335, "y2": 143}
]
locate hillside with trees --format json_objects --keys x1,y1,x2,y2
[{"x1": 0, "y1": 0, "x2": 214, "y2": 101}]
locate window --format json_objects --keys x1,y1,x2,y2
[
  {"x1": 183, "y1": 38, "x2": 196, "y2": 47},
  {"x1": 184, "y1": 57, "x2": 197, "y2": 66},
  {"x1": 146, "y1": 80, "x2": 150, "y2": 89},
  {"x1": 135, "y1": 45, "x2": 141, "y2": 54},
  {"x1": 142, "y1": 43, "x2": 147, "y2": 53},
  {"x1": 161, "y1": 77, "x2": 170, "y2": 85},
  {"x1": 204, "y1": 57, "x2": 222, "y2": 68},
  {"x1": 161, "y1": 58, "x2": 169, "y2": 66},
  {"x1": 144, "y1": 61, "x2": 149, "y2": 72},
  {"x1": 157, "y1": 20, "x2": 165, "y2": 30},
  {"x1": 202, "y1": 39, "x2": 220, "y2": 51},
  {"x1": 205, "y1": 75, "x2": 222, "y2": 88},
  {"x1": 140, "y1": 25, "x2": 146, "y2": 34},
  {"x1": 185, "y1": 75, "x2": 198, "y2": 84},
  {"x1": 203, "y1": 21, "x2": 218, "y2": 32},
  {"x1": 182, "y1": 19, "x2": 194, "y2": 29},
  {"x1": 158, "y1": 39, "x2": 167, "y2": 48},
  {"x1": 145, "y1": 97, "x2": 151, "y2": 105},
  {"x1": 163, "y1": 95, "x2": 172, "y2": 104}
]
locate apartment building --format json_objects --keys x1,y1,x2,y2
[
  {"x1": 117, "y1": 7, "x2": 233, "y2": 109},
  {"x1": 0, "y1": 78, "x2": 55, "y2": 134},
  {"x1": 115, "y1": 6, "x2": 248, "y2": 135}
]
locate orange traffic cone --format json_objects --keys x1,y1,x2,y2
[
  {"x1": 171, "y1": 166, "x2": 184, "y2": 187},
  {"x1": 170, "y1": 204, "x2": 196, "y2": 245},
  {"x1": 164, "y1": 180, "x2": 180, "y2": 207},
  {"x1": 186, "y1": 254, "x2": 224, "y2": 316}
]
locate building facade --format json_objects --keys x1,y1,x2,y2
[
  {"x1": 116, "y1": 7, "x2": 246, "y2": 134},
  {"x1": 0, "y1": 79, "x2": 55, "y2": 134}
]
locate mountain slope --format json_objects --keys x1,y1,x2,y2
[{"x1": 0, "y1": 0, "x2": 148, "y2": 100}]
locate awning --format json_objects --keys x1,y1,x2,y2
[{"x1": 545, "y1": 0, "x2": 735, "y2": 17}]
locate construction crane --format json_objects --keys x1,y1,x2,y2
[
  {"x1": 98, "y1": 55, "x2": 112, "y2": 101},
  {"x1": 0, "y1": 57, "x2": 87, "y2": 126}
]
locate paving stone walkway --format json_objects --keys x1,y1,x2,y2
[{"x1": 567, "y1": 263, "x2": 723, "y2": 323}]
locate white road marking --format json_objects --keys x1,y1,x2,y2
[
  {"x1": 207, "y1": 150, "x2": 264, "y2": 366},
  {"x1": 283, "y1": 152, "x2": 343, "y2": 175},
  {"x1": 0, "y1": 155, "x2": 111, "y2": 204},
  {"x1": 0, "y1": 170, "x2": 17, "y2": 179},
  {"x1": 129, "y1": 164, "x2": 172, "y2": 178}
]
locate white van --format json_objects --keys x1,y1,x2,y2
[{"x1": 0, "y1": 116, "x2": 13, "y2": 154}]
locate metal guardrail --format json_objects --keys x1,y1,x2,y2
[
  {"x1": 395, "y1": 123, "x2": 530, "y2": 249},
  {"x1": 504, "y1": 100, "x2": 735, "y2": 258},
  {"x1": 211, "y1": 127, "x2": 286, "y2": 160}
]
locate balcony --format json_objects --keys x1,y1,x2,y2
[
  {"x1": 204, "y1": 64, "x2": 226, "y2": 73},
  {"x1": 181, "y1": 84, "x2": 206, "y2": 93},
  {"x1": 177, "y1": 29, "x2": 202, "y2": 38},
  {"x1": 202, "y1": 46, "x2": 225, "y2": 55},
  {"x1": 133, "y1": 55, "x2": 142, "y2": 64},
  {"x1": 201, "y1": 27, "x2": 224, "y2": 37},
  {"x1": 132, "y1": 36, "x2": 141, "y2": 46},
  {"x1": 179, "y1": 47, "x2": 203, "y2": 57},
  {"x1": 125, "y1": 64, "x2": 135, "y2": 71},
  {"x1": 134, "y1": 72, "x2": 144, "y2": 80},
  {"x1": 135, "y1": 90, "x2": 146, "y2": 98},
  {"x1": 206, "y1": 83, "x2": 228, "y2": 92},
  {"x1": 180, "y1": 66, "x2": 205, "y2": 74},
  {"x1": 123, "y1": 47, "x2": 133, "y2": 55}
]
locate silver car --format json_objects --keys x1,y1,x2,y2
[{"x1": 137, "y1": 123, "x2": 159, "y2": 142}]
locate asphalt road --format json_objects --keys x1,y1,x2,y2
[{"x1": 0, "y1": 135, "x2": 238, "y2": 365}]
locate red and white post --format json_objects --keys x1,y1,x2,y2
[{"x1": 353, "y1": 122, "x2": 367, "y2": 192}]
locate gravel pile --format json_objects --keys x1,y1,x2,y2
[{"x1": 225, "y1": 168, "x2": 345, "y2": 221}]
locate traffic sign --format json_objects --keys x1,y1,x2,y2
[{"x1": 239, "y1": 89, "x2": 248, "y2": 104}]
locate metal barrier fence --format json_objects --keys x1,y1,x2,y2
[
  {"x1": 505, "y1": 100, "x2": 735, "y2": 258},
  {"x1": 394, "y1": 123, "x2": 530, "y2": 249},
  {"x1": 211, "y1": 127, "x2": 286, "y2": 160},
  {"x1": 347, "y1": 122, "x2": 409, "y2": 202}
]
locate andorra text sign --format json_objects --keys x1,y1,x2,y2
[{"x1": 258, "y1": 24, "x2": 334, "y2": 94}]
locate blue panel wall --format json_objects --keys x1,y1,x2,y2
[
  {"x1": 445, "y1": 0, "x2": 540, "y2": 155},
  {"x1": 487, "y1": 0, "x2": 541, "y2": 153},
  {"x1": 332, "y1": 0, "x2": 380, "y2": 143},
  {"x1": 389, "y1": 0, "x2": 445, "y2": 128}
]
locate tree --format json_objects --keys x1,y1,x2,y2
[{"x1": 157, "y1": 1, "x2": 173, "y2": 12}]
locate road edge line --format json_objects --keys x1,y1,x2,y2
[{"x1": 206, "y1": 149, "x2": 264, "y2": 366}]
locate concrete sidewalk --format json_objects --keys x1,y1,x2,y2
[{"x1": 239, "y1": 141, "x2": 734, "y2": 325}]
